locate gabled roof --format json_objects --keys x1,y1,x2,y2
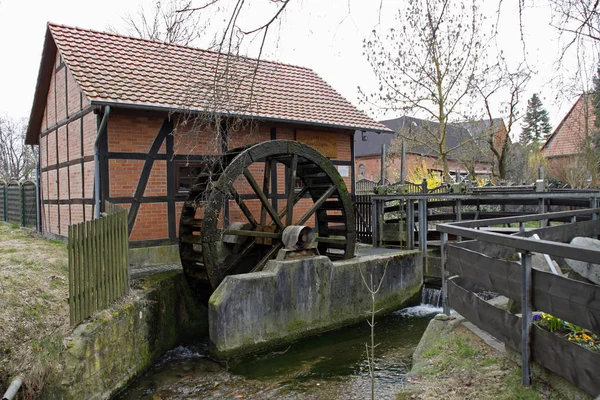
[
  {"x1": 354, "y1": 116, "x2": 486, "y2": 159},
  {"x1": 27, "y1": 23, "x2": 391, "y2": 144},
  {"x1": 541, "y1": 94, "x2": 594, "y2": 157},
  {"x1": 454, "y1": 118, "x2": 505, "y2": 139}
]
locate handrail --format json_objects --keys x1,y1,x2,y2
[{"x1": 437, "y1": 208, "x2": 600, "y2": 264}]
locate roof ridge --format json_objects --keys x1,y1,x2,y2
[{"x1": 46, "y1": 22, "x2": 315, "y2": 72}]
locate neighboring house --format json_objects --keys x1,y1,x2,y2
[
  {"x1": 355, "y1": 116, "x2": 497, "y2": 182},
  {"x1": 26, "y1": 23, "x2": 390, "y2": 246},
  {"x1": 541, "y1": 94, "x2": 595, "y2": 182}
]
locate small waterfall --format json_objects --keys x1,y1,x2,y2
[
  {"x1": 395, "y1": 286, "x2": 443, "y2": 317},
  {"x1": 421, "y1": 286, "x2": 442, "y2": 308}
]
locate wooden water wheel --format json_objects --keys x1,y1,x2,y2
[{"x1": 179, "y1": 140, "x2": 356, "y2": 303}]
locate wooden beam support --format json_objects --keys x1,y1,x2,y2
[{"x1": 127, "y1": 118, "x2": 173, "y2": 234}]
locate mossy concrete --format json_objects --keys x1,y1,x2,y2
[
  {"x1": 129, "y1": 245, "x2": 180, "y2": 268},
  {"x1": 209, "y1": 250, "x2": 422, "y2": 357},
  {"x1": 43, "y1": 271, "x2": 208, "y2": 400}
]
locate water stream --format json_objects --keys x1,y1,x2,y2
[{"x1": 116, "y1": 290, "x2": 442, "y2": 400}]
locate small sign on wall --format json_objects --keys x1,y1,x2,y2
[
  {"x1": 337, "y1": 165, "x2": 350, "y2": 177},
  {"x1": 296, "y1": 130, "x2": 338, "y2": 158}
]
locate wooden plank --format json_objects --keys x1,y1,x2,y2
[
  {"x1": 112, "y1": 212, "x2": 119, "y2": 300},
  {"x1": 100, "y1": 216, "x2": 107, "y2": 309},
  {"x1": 121, "y1": 210, "x2": 129, "y2": 295},
  {"x1": 447, "y1": 277, "x2": 521, "y2": 351},
  {"x1": 113, "y1": 212, "x2": 119, "y2": 300},
  {"x1": 68, "y1": 224, "x2": 74, "y2": 325},
  {"x1": 532, "y1": 325, "x2": 600, "y2": 396},
  {"x1": 94, "y1": 217, "x2": 100, "y2": 312},
  {"x1": 296, "y1": 130, "x2": 338, "y2": 158},
  {"x1": 533, "y1": 269, "x2": 600, "y2": 334},
  {"x1": 517, "y1": 220, "x2": 600, "y2": 243},
  {"x1": 77, "y1": 222, "x2": 84, "y2": 324},
  {"x1": 82, "y1": 221, "x2": 89, "y2": 320},
  {"x1": 446, "y1": 245, "x2": 521, "y2": 301},
  {"x1": 454, "y1": 240, "x2": 516, "y2": 259}
]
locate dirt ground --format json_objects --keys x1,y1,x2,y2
[
  {"x1": 0, "y1": 223, "x2": 70, "y2": 398},
  {"x1": 396, "y1": 324, "x2": 564, "y2": 400}
]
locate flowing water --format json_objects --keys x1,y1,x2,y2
[{"x1": 116, "y1": 295, "x2": 442, "y2": 400}]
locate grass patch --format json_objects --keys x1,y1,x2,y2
[
  {"x1": 0, "y1": 222, "x2": 70, "y2": 398},
  {"x1": 400, "y1": 325, "x2": 562, "y2": 399}
]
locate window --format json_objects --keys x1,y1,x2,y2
[
  {"x1": 359, "y1": 164, "x2": 365, "y2": 177},
  {"x1": 176, "y1": 161, "x2": 207, "y2": 193}
]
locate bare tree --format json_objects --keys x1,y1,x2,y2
[
  {"x1": 454, "y1": 132, "x2": 488, "y2": 180},
  {"x1": 362, "y1": 0, "x2": 488, "y2": 180},
  {"x1": 475, "y1": 61, "x2": 531, "y2": 180},
  {"x1": 111, "y1": 0, "x2": 206, "y2": 46},
  {"x1": 549, "y1": 0, "x2": 600, "y2": 47},
  {"x1": 0, "y1": 117, "x2": 36, "y2": 181}
]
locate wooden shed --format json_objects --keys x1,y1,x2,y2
[{"x1": 26, "y1": 23, "x2": 390, "y2": 252}]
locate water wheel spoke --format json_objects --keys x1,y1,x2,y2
[
  {"x1": 221, "y1": 229, "x2": 280, "y2": 239},
  {"x1": 251, "y1": 243, "x2": 283, "y2": 273},
  {"x1": 223, "y1": 239, "x2": 257, "y2": 274},
  {"x1": 244, "y1": 167, "x2": 284, "y2": 230},
  {"x1": 260, "y1": 158, "x2": 272, "y2": 226},
  {"x1": 286, "y1": 154, "x2": 298, "y2": 226},
  {"x1": 231, "y1": 188, "x2": 258, "y2": 227},
  {"x1": 297, "y1": 185, "x2": 338, "y2": 225},
  {"x1": 274, "y1": 185, "x2": 309, "y2": 225}
]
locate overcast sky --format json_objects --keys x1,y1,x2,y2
[{"x1": 0, "y1": 0, "x2": 593, "y2": 139}]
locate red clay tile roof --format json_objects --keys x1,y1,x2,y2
[
  {"x1": 27, "y1": 23, "x2": 390, "y2": 143},
  {"x1": 541, "y1": 94, "x2": 596, "y2": 157}
]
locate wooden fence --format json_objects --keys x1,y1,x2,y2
[
  {"x1": 0, "y1": 180, "x2": 37, "y2": 228},
  {"x1": 438, "y1": 210, "x2": 600, "y2": 396},
  {"x1": 68, "y1": 201, "x2": 129, "y2": 325}
]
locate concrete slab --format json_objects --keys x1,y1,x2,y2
[{"x1": 209, "y1": 250, "x2": 423, "y2": 357}]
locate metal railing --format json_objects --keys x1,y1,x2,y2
[{"x1": 436, "y1": 208, "x2": 600, "y2": 395}]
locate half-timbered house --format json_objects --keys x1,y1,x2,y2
[{"x1": 26, "y1": 23, "x2": 389, "y2": 262}]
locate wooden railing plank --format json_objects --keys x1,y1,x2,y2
[
  {"x1": 446, "y1": 245, "x2": 521, "y2": 301},
  {"x1": 533, "y1": 270, "x2": 600, "y2": 334},
  {"x1": 532, "y1": 325, "x2": 600, "y2": 396},
  {"x1": 447, "y1": 277, "x2": 521, "y2": 351}
]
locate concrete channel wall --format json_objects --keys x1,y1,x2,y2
[
  {"x1": 209, "y1": 250, "x2": 423, "y2": 357},
  {"x1": 43, "y1": 271, "x2": 208, "y2": 400}
]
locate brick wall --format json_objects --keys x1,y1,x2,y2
[
  {"x1": 38, "y1": 49, "x2": 95, "y2": 237},
  {"x1": 105, "y1": 113, "x2": 353, "y2": 243}
]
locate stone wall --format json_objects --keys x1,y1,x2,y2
[
  {"x1": 209, "y1": 250, "x2": 422, "y2": 357},
  {"x1": 43, "y1": 271, "x2": 208, "y2": 399}
]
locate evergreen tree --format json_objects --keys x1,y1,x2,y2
[
  {"x1": 520, "y1": 94, "x2": 552, "y2": 144},
  {"x1": 593, "y1": 66, "x2": 600, "y2": 134}
]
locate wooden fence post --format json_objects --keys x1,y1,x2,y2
[
  {"x1": 521, "y1": 251, "x2": 533, "y2": 386},
  {"x1": 407, "y1": 200, "x2": 414, "y2": 250},
  {"x1": 456, "y1": 199, "x2": 462, "y2": 242},
  {"x1": 20, "y1": 184, "x2": 25, "y2": 226},
  {"x1": 2, "y1": 184, "x2": 6, "y2": 222},
  {"x1": 371, "y1": 198, "x2": 379, "y2": 247},
  {"x1": 440, "y1": 231, "x2": 449, "y2": 316}
]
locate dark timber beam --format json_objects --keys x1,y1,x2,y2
[{"x1": 127, "y1": 118, "x2": 173, "y2": 234}]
